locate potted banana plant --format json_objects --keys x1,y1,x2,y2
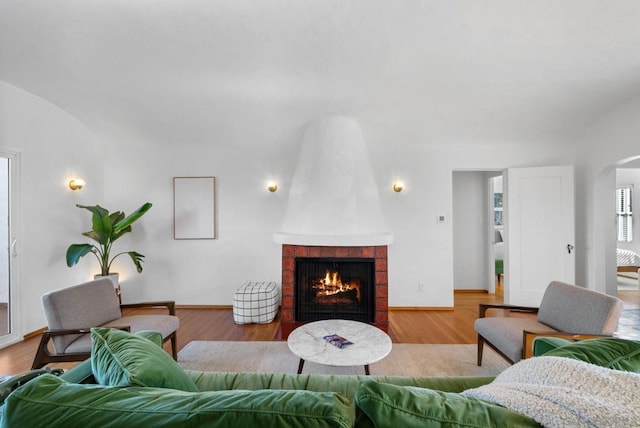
[{"x1": 66, "y1": 203, "x2": 153, "y2": 288}]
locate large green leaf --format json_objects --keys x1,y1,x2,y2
[
  {"x1": 66, "y1": 243, "x2": 96, "y2": 267},
  {"x1": 112, "y1": 225, "x2": 132, "y2": 242},
  {"x1": 109, "y1": 250, "x2": 146, "y2": 273},
  {"x1": 82, "y1": 230, "x2": 106, "y2": 243},
  {"x1": 126, "y1": 251, "x2": 146, "y2": 273},
  {"x1": 109, "y1": 211, "x2": 125, "y2": 227},
  {"x1": 113, "y1": 202, "x2": 152, "y2": 236},
  {"x1": 77, "y1": 204, "x2": 113, "y2": 245}
]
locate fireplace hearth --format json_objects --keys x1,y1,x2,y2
[{"x1": 280, "y1": 244, "x2": 388, "y2": 338}]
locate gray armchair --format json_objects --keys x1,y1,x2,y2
[
  {"x1": 475, "y1": 281, "x2": 624, "y2": 365},
  {"x1": 32, "y1": 278, "x2": 179, "y2": 369}
]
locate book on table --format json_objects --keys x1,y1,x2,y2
[{"x1": 322, "y1": 334, "x2": 354, "y2": 349}]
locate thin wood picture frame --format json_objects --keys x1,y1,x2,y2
[{"x1": 173, "y1": 176, "x2": 216, "y2": 240}]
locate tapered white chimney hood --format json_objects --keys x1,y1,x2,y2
[{"x1": 274, "y1": 116, "x2": 393, "y2": 246}]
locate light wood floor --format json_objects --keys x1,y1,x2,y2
[{"x1": 1, "y1": 290, "x2": 637, "y2": 376}]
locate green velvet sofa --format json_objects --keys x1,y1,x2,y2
[{"x1": 2, "y1": 329, "x2": 639, "y2": 427}]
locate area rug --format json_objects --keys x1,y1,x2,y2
[
  {"x1": 618, "y1": 308, "x2": 640, "y2": 339},
  {"x1": 178, "y1": 341, "x2": 509, "y2": 377}
]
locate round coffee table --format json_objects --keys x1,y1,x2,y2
[{"x1": 287, "y1": 319, "x2": 392, "y2": 375}]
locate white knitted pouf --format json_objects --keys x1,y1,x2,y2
[{"x1": 232, "y1": 281, "x2": 280, "y2": 324}]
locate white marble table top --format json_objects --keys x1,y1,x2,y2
[{"x1": 287, "y1": 319, "x2": 392, "y2": 368}]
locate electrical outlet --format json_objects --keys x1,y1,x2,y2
[{"x1": 418, "y1": 283, "x2": 425, "y2": 292}]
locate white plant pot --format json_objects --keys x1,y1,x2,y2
[{"x1": 94, "y1": 273, "x2": 119, "y2": 288}]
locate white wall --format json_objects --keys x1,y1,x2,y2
[
  {"x1": 100, "y1": 139, "x2": 288, "y2": 306},
  {"x1": 452, "y1": 171, "x2": 490, "y2": 290},
  {"x1": 0, "y1": 81, "x2": 104, "y2": 334},
  {"x1": 96, "y1": 133, "x2": 575, "y2": 309}
]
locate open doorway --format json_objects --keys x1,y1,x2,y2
[
  {"x1": 454, "y1": 166, "x2": 575, "y2": 305},
  {"x1": 491, "y1": 175, "x2": 504, "y2": 297},
  {"x1": 615, "y1": 161, "x2": 640, "y2": 293},
  {"x1": 452, "y1": 170, "x2": 502, "y2": 295},
  {"x1": 0, "y1": 156, "x2": 8, "y2": 336},
  {"x1": 0, "y1": 150, "x2": 19, "y2": 349}
]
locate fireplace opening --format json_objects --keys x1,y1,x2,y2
[{"x1": 295, "y1": 257, "x2": 375, "y2": 323}]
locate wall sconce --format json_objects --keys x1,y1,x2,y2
[
  {"x1": 393, "y1": 181, "x2": 404, "y2": 193},
  {"x1": 69, "y1": 179, "x2": 86, "y2": 191},
  {"x1": 267, "y1": 181, "x2": 278, "y2": 192}
]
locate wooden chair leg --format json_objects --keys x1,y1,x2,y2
[
  {"x1": 477, "y1": 335, "x2": 484, "y2": 366},
  {"x1": 31, "y1": 333, "x2": 53, "y2": 369},
  {"x1": 171, "y1": 332, "x2": 178, "y2": 360}
]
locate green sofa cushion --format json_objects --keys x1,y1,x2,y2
[
  {"x1": 2, "y1": 374, "x2": 354, "y2": 428},
  {"x1": 355, "y1": 378, "x2": 540, "y2": 428},
  {"x1": 531, "y1": 337, "x2": 573, "y2": 356},
  {"x1": 538, "y1": 337, "x2": 640, "y2": 372},
  {"x1": 135, "y1": 329, "x2": 164, "y2": 347},
  {"x1": 90, "y1": 327, "x2": 198, "y2": 392}
]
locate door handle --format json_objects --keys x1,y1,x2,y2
[
  {"x1": 10, "y1": 238, "x2": 17, "y2": 257},
  {"x1": 567, "y1": 244, "x2": 574, "y2": 254}
]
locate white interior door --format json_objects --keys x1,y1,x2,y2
[
  {"x1": 505, "y1": 166, "x2": 575, "y2": 306},
  {"x1": 0, "y1": 151, "x2": 20, "y2": 349}
]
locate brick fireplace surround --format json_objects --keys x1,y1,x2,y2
[{"x1": 280, "y1": 244, "x2": 388, "y2": 338}]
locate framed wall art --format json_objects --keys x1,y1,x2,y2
[{"x1": 173, "y1": 176, "x2": 216, "y2": 239}]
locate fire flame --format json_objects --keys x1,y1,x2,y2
[{"x1": 312, "y1": 270, "x2": 360, "y2": 301}]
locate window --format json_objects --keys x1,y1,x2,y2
[
  {"x1": 493, "y1": 192, "x2": 503, "y2": 226},
  {"x1": 617, "y1": 186, "x2": 633, "y2": 242}
]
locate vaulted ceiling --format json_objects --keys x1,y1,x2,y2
[{"x1": 2, "y1": 1, "x2": 640, "y2": 147}]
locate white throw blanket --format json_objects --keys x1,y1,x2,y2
[{"x1": 462, "y1": 356, "x2": 640, "y2": 428}]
